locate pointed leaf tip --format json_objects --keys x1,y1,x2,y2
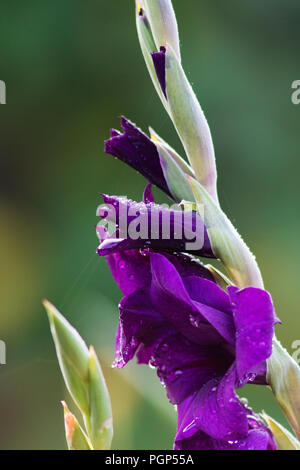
[
  {"x1": 61, "y1": 401, "x2": 92, "y2": 451},
  {"x1": 262, "y1": 412, "x2": 300, "y2": 450}
]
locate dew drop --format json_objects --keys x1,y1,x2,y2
[{"x1": 183, "y1": 420, "x2": 197, "y2": 435}]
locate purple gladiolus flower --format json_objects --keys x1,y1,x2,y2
[
  {"x1": 104, "y1": 116, "x2": 173, "y2": 199},
  {"x1": 97, "y1": 192, "x2": 215, "y2": 258},
  {"x1": 98, "y1": 229, "x2": 277, "y2": 450}
]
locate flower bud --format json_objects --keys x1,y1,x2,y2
[
  {"x1": 44, "y1": 300, "x2": 113, "y2": 450},
  {"x1": 135, "y1": 3, "x2": 167, "y2": 105},
  {"x1": 141, "y1": 0, "x2": 180, "y2": 61}
]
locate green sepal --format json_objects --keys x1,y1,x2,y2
[
  {"x1": 267, "y1": 338, "x2": 300, "y2": 441},
  {"x1": 44, "y1": 300, "x2": 90, "y2": 414},
  {"x1": 62, "y1": 401, "x2": 92, "y2": 451},
  {"x1": 187, "y1": 176, "x2": 264, "y2": 289},
  {"x1": 149, "y1": 126, "x2": 194, "y2": 176},
  {"x1": 165, "y1": 44, "x2": 217, "y2": 202},
  {"x1": 142, "y1": 0, "x2": 181, "y2": 61},
  {"x1": 262, "y1": 412, "x2": 300, "y2": 450},
  {"x1": 85, "y1": 347, "x2": 113, "y2": 450},
  {"x1": 155, "y1": 141, "x2": 194, "y2": 202}
]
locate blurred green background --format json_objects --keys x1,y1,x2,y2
[{"x1": 0, "y1": 0, "x2": 299, "y2": 449}]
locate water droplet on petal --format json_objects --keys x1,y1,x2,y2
[{"x1": 183, "y1": 419, "x2": 197, "y2": 435}]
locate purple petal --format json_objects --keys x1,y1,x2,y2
[
  {"x1": 175, "y1": 426, "x2": 276, "y2": 450},
  {"x1": 97, "y1": 194, "x2": 215, "y2": 258},
  {"x1": 191, "y1": 365, "x2": 248, "y2": 441},
  {"x1": 183, "y1": 275, "x2": 232, "y2": 313},
  {"x1": 116, "y1": 285, "x2": 232, "y2": 404},
  {"x1": 153, "y1": 334, "x2": 233, "y2": 404},
  {"x1": 98, "y1": 234, "x2": 214, "y2": 298},
  {"x1": 151, "y1": 46, "x2": 167, "y2": 98},
  {"x1": 102, "y1": 248, "x2": 152, "y2": 296},
  {"x1": 183, "y1": 276, "x2": 235, "y2": 345},
  {"x1": 159, "y1": 252, "x2": 214, "y2": 282},
  {"x1": 104, "y1": 116, "x2": 172, "y2": 197},
  {"x1": 143, "y1": 183, "x2": 155, "y2": 204},
  {"x1": 114, "y1": 288, "x2": 168, "y2": 368},
  {"x1": 228, "y1": 286, "x2": 276, "y2": 384},
  {"x1": 150, "y1": 253, "x2": 235, "y2": 345}
]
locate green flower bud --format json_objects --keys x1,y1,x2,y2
[
  {"x1": 141, "y1": 0, "x2": 181, "y2": 61},
  {"x1": 44, "y1": 300, "x2": 113, "y2": 450},
  {"x1": 135, "y1": 2, "x2": 167, "y2": 106}
]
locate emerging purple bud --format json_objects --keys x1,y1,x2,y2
[
  {"x1": 152, "y1": 46, "x2": 167, "y2": 98},
  {"x1": 105, "y1": 117, "x2": 172, "y2": 198}
]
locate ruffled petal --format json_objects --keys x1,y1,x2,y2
[
  {"x1": 114, "y1": 288, "x2": 168, "y2": 368},
  {"x1": 184, "y1": 276, "x2": 235, "y2": 345},
  {"x1": 175, "y1": 427, "x2": 276, "y2": 450},
  {"x1": 153, "y1": 333, "x2": 233, "y2": 404},
  {"x1": 228, "y1": 286, "x2": 276, "y2": 384},
  {"x1": 191, "y1": 365, "x2": 248, "y2": 441},
  {"x1": 150, "y1": 253, "x2": 234, "y2": 345},
  {"x1": 102, "y1": 248, "x2": 152, "y2": 296}
]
